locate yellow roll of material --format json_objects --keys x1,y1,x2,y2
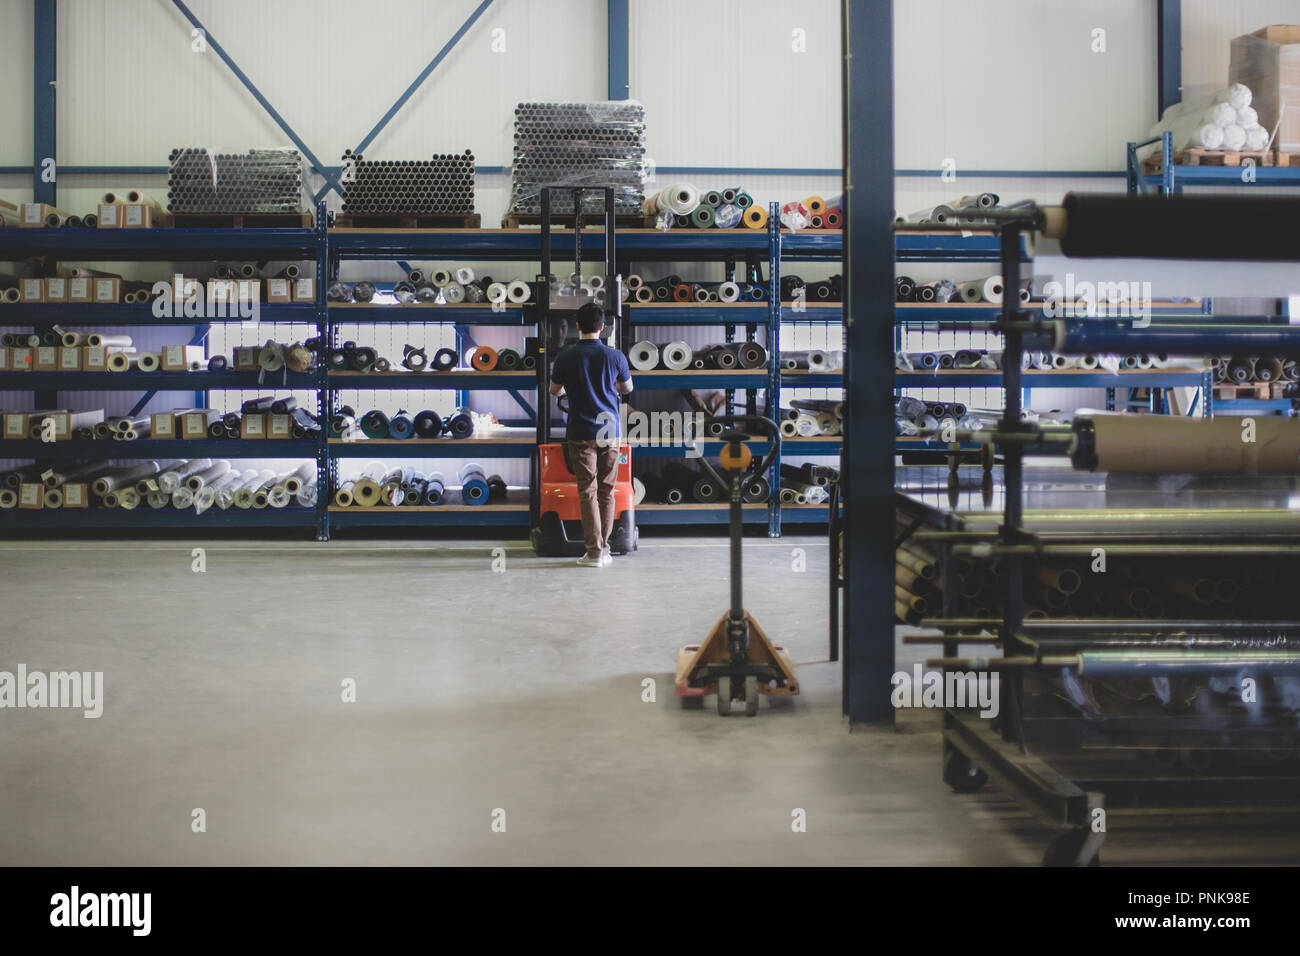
[
  {"x1": 742, "y1": 206, "x2": 769, "y2": 230},
  {"x1": 804, "y1": 195, "x2": 826, "y2": 215}
]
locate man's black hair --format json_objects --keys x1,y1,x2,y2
[{"x1": 575, "y1": 302, "x2": 606, "y2": 335}]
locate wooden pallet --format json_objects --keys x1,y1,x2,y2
[
  {"x1": 170, "y1": 211, "x2": 314, "y2": 229},
  {"x1": 332, "y1": 212, "x2": 480, "y2": 229},
  {"x1": 1142, "y1": 148, "x2": 1276, "y2": 173},
  {"x1": 1277, "y1": 151, "x2": 1300, "y2": 168},
  {"x1": 1214, "y1": 383, "x2": 1273, "y2": 400},
  {"x1": 501, "y1": 212, "x2": 652, "y2": 229}
]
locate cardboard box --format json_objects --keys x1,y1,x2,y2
[
  {"x1": 3, "y1": 412, "x2": 31, "y2": 438},
  {"x1": 0, "y1": 347, "x2": 8, "y2": 371},
  {"x1": 179, "y1": 409, "x2": 218, "y2": 438},
  {"x1": 93, "y1": 278, "x2": 121, "y2": 303},
  {"x1": 96, "y1": 203, "x2": 122, "y2": 229},
  {"x1": 47, "y1": 409, "x2": 102, "y2": 440},
  {"x1": 34, "y1": 346, "x2": 57, "y2": 371},
  {"x1": 57, "y1": 347, "x2": 81, "y2": 371},
  {"x1": 235, "y1": 278, "x2": 261, "y2": 306},
  {"x1": 267, "y1": 413, "x2": 292, "y2": 438},
  {"x1": 240, "y1": 413, "x2": 266, "y2": 439},
  {"x1": 18, "y1": 483, "x2": 44, "y2": 509},
  {"x1": 150, "y1": 412, "x2": 176, "y2": 438},
  {"x1": 20, "y1": 278, "x2": 44, "y2": 302},
  {"x1": 19, "y1": 203, "x2": 58, "y2": 228},
  {"x1": 292, "y1": 277, "x2": 314, "y2": 302},
  {"x1": 1231, "y1": 25, "x2": 1300, "y2": 153},
  {"x1": 83, "y1": 346, "x2": 107, "y2": 372},
  {"x1": 68, "y1": 277, "x2": 91, "y2": 302},
  {"x1": 233, "y1": 346, "x2": 261, "y2": 371},
  {"x1": 266, "y1": 277, "x2": 291, "y2": 302},
  {"x1": 9, "y1": 347, "x2": 32, "y2": 371},
  {"x1": 206, "y1": 278, "x2": 236, "y2": 307},
  {"x1": 122, "y1": 203, "x2": 171, "y2": 228},
  {"x1": 43, "y1": 277, "x2": 67, "y2": 302},
  {"x1": 62, "y1": 483, "x2": 87, "y2": 509},
  {"x1": 161, "y1": 344, "x2": 206, "y2": 371}
]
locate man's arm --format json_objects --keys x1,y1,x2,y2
[
  {"x1": 549, "y1": 382, "x2": 565, "y2": 397},
  {"x1": 616, "y1": 378, "x2": 633, "y2": 395},
  {"x1": 615, "y1": 351, "x2": 633, "y2": 395}
]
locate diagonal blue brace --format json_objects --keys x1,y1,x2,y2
[
  {"x1": 506, "y1": 389, "x2": 535, "y2": 422},
  {"x1": 168, "y1": 0, "x2": 342, "y2": 198}
]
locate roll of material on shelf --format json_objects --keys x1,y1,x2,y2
[
  {"x1": 471, "y1": 346, "x2": 499, "y2": 371},
  {"x1": 692, "y1": 475, "x2": 721, "y2": 503},
  {"x1": 982, "y1": 275, "x2": 1004, "y2": 304},
  {"x1": 713, "y1": 203, "x2": 741, "y2": 228},
  {"x1": 388, "y1": 414, "x2": 414, "y2": 439},
  {"x1": 506, "y1": 280, "x2": 531, "y2": 303},
  {"x1": 332, "y1": 479, "x2": 356, "y2": 508},
  {"x1": 1221, "y1": 124, "x2": 1247, "y2": 151},
  {"x1": 360, "y1": 410, "x2": 390, "y2": 439},
  {"x1": 956, "y1": 280, "x2": 984, "y2": 303},
  {"x1": 445, "y1": 409, "x2": 474, "y2": 439},
  {"x1": 661, "y1": 341, "x2": 692, "y2": 371},
  {"x1": 629, "y1": 341, "x2": 660, "y2": 371},
  {"x1": 717, "y1": 280, "x2": 741, "y2": 303},
  {"x1": 908, "y1": 205, "x2": 955, "y2": 224},
  {"x1": 1245, "y1": 124, "x2": 1270, "y2": 151},
  {"x1": 737, "y1": 342, "x2": 767, "y2": 369},
  {"x1": 296, "y1": 481, "x2": 318, "y2": 509},
  {"x1": 424, "y1": 473, "x2": 446, "y2": 506},
  {"x1": 742, "y1": 206, "x2": 768, "y2": 229},
  {"x1": 458, "y1": 463, "x2": 490, "y2": 505},
  {"x1": 185, "y1": 460, "x2": 232, "y2": 491},
  {"x1": 159, "y1": 459, "x2": 213, "y2": 494},
  {"x1": 432, "y1": 348, "x2": 458, "y2": 371},
  {"x1": 413, "y1": 410, "x2": 444, "y2": 438},
  {"x1": 690, "y1": 204, "x2": 715, "y2": 228},
  {"x1": 742, "y1": 474, "x2": 770, "y2": 503},
  {"x1": 1073, "y1": 415, "x2": 1300, "y2": 474},
  {"x1": 486, "y1": 282, "x2": 508, "y2": 304},
  {"x1": 89, "y1": 334, "x2": 133, "y2": 348},
  {"x1": 496, "y1": 348, "x2": 521, "y2": 371}
]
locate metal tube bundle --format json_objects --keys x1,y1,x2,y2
[
  {"x1": 340, "y1": 149, "x2": 475, "y2": 216},
  {"x1": 167, "y1": 147, "x2": 304, "y2": 214},
  {"x1": 508, "y1": 101, "x2": 647, "y2": 217}
]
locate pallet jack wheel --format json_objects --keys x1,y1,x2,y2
[
  {"x1": 943, "y1": 748, "x2": 988, "y2": 794},
  {"x1": 716, "y1": 676, "x2": 732, "y2": 717},
  {"x1": 1042, "y1": 828, "x2": 1101, "y2": 867},
  {"x1": 744, "y1": 675, "x2": 759, "y2": 717}
]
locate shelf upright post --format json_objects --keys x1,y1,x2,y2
[
  {"x1": 315, "y1": 200, "x2": 331, "y2": 542},
  {"x1": 767, "y1": 201, "x2": 781, "y2": 537}
]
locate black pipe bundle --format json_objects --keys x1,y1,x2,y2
[{"x1": 340, "y1": 150, "x2": 475, "y2": 216}]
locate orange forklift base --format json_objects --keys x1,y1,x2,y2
[{"x1": 675, "y1": 610, "x2": 800, "y2": 697}]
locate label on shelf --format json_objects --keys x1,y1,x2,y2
[
  {"x1": 68, "y1": 278, "x2": 90, "y2": 302},
  {"x1": 44, "y1": 277, "x2": 66, "y2": 301},
  {"x1": 22, "y1": 204, "x2": 42, "y2": 224}
]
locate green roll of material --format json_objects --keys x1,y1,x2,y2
[
  {"x1": 521, "y1": 355, "x2": 537, "y2": 370},
  {"x1": 691, "y1": 204, "x2": 715, "y2": 228},
  {"x1": 734, "y1": 191, "x2": 753, "y2": 209},
  {"x1": 497, "y1": 348, "x2": 521, "y2": 370},
  {"x1": 704, "y1": 190, "x2": 722, "y2": 207},
  {"x1": 360, "y1": 409, "x2": 390, "y2": 439}
]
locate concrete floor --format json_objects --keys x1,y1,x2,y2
[{"x1": 1, "y1": 535, "x2": 1296, "y2": 866}]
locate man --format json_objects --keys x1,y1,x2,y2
[{"x1": 549, "y1": 302, "x2": 634, "y2": 567}]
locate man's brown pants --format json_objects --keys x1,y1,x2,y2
[{"x1": 568, "y1": 440, "x2": 619, "y2": 558}]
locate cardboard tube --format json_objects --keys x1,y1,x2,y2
[{"x1": 1086, "y1": 415, "x2": 1300, "y2": 474}]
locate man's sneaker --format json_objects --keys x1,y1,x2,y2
[
  {"x1": 600, "y1": 550, "x2": 613, "y2": 566},
  {"x1": 577, "y1": 553, "x2": 604, "y2": 568}
]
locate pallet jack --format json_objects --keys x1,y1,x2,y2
[{"x1": 675, "y1": 415, "x2": 800, "y2": 715}]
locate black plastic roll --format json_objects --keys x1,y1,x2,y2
[
  {"x1": 328, "y1": 349, "x2": 348, "y2": 370},
  {"x1": 271, "y1": 397, "x2": 298, "y2": 415},
  {"x1": 207, "y1": 355, "x2": 228, "y2": 371},
  {"x1": 222, "y1": 412, "x2": 241, "y2": 428},
  {"x1": 349, "y1": 347, "x2": 377, "y2": 371},
  {"x1": 486, "y1": 475, "x2": 508, "y2": 501},
  {"x1": 742, "y1": 474, "x2": 770, "y2": 503},
  {"x1": 445, "y1": 410, "x2": 474, "y2": 439},
  {"x1": 207, "y1": 421, "x2": 225, "y2": 438},
  {"x1": 412, "y1": 410, "x2": 444, "y2": 438},
  {"x1": 497, "y1": 349, "x2": 520, "y2": 370},
  {"x1": 432, "y1": 348, "x2": 458, "y2": 371},
  {"x1": 692, "y1": 475, "x2": 721, "y2": 503},
  {"x1": 737, "y1": 343, "x2": 767, "y2": 369},
  {"x1": 360, "y1": 409, "x2": 389, "y2": 439},
  {"x1": 1059, "y1": 193, "x2": 1300, "y2": 261},
  {"x1": 241, "y1": 396, "x2": 275, "y2": 413}
]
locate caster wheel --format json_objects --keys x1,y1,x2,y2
[
  {"x1": 1043, "y1": 829, "x2": 1100, "y2": 867},
  {"x1": 716, "y1": 676, "x2": 732, "y2": 717},
  {"x1": 744, "y1": 675, "x2": 759, "y2": 717},
  {"x1": 943, "y1": 748, "x2": 988, "y2": 794}
]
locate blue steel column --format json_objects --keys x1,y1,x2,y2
[
  {"x1": 315, "y1": 201, "x2": 331, "y2": 542},
  {"x1": 33, "y1": 0, "x2": 56, "y2": 206},
  {"x1": 767, "y1": 201, "x2": 781, "y2": 537},
  {"x1": 1157, "y1": 0, "x2": 1182, "y2": 118},
  {"x1": 842, "y1": 0, "x2": 895, "y2": 724},
  {"x1": 608, "y1": 0, "x2": 629, "y2": 99}
]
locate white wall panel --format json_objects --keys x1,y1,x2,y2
[
  {"x1": 0, "y1": 0, "x2": 33, "y2": 166},
  {"x1": 1181, "y1": 0, "x2": 1300, "y2": 94}
]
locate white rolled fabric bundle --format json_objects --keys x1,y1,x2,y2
[
  {"x1": 1218, "y1": 83, "x2": 1253, "y2": 110},
  {"x1": 1051, "y1": 354, "x2": 1077, "y2": 370},
  {"x1": 1188, "y1": 122, "x2": 1225, "y2": 149},
  {"x1": 982, "y1": 275, "x2": 1005, "y2": 304},
  {"x1": 1204, "y1": 102, "x2": 1237, "y2": 128},
  {"x1": 486, "y1": 282, "x2": 508, "y2": 303},
  {"x1": 1245, "y1": 125, "x2": 1270, "y2": 151},
  {"x1": 628, "y1": 340, "x2": 660, "y2": 371},
  {"x1": 794, "y1": 415, "x2": 820, "y2": 437},
  {"x1": 1222, "y1": 124, "x2": 1247, "y2": 151},
  {"x1": 651, "y1": 183, "x2": 699, "y2": 216},
  {"x1": 632, "y1": 477, "x2": 645, "y2": 506},
  {"x1": 1237, "y1": 106, "x2": 1259, "y2": 128},
  {"x1": 505, "y1": 280, "x2": 531, "y2": 303},
  {"x1": 660, "y1": 341, "x2": 692, "y2": 371},
  {"x1": 806, "y1": 350, "x2": 828, "y2": 371},
  {"x1": 717, "y1": 280, "x2": 740, "y2": 303},
  {"x1": 956, "y1": 280, "x2": 984, "y2": 303}
]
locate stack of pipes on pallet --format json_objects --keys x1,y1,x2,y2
[
  {"x1": 339, "y1": 150, "x2": 476, "y2": 216},
  {"x1": 636, "y1": 463, "x2": 770, "y2": 505},
  {"x1": 324, "y1": 339, "x2": 535, "y2": 373},
  {"x1": 330, "y1": 462, "x2": 507, "y2": 507},
  {"x1": 642, "y1": 184, "x2": 768, "y2": 230},
  {"x1": 628, "y1": 340, "x2": 769, "y2": 371},
  {"x1": 778, "y1": 194, "x2": 842, "y2": 230},
  {"x1": 508, "y1": 101, "x2": 646, "y2": 218},
  {"x1": 779, "y1": 463, "x2": 839, "y2": 505},
  {"x1": 779, "y1": 274, "x2": 843, "y2": 303},
  {"x1": 0, "y1": 459, "x2": 315, "y2": 513},
  {"x1": 1211, "y1": 354, "x2": 1299, "y2": 385},
  {"x1": 778, "y1": 400, "x2": 843, "y2": 437},
  {"x1": 625, "y1": 273, "x2": 766, "y2": 304},
  {"x1": 328, "y1": 404, "x2": 494, "y2": 441},
  {"x1": 1143, "y1": 83, "x2": 1270, "y2": 154},
  {"x1": 896, "y1": 273, "x2": 1029, "y2": 304},
  {"x1": 780, "y1": 349, "x2": 843, "y2": 371},
  {"x1": 328, "y1": 271, "x2": 532, "y2": 306},
  {"x1": 168, "y1": 147, "x2": 304, "y2": 214}
]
